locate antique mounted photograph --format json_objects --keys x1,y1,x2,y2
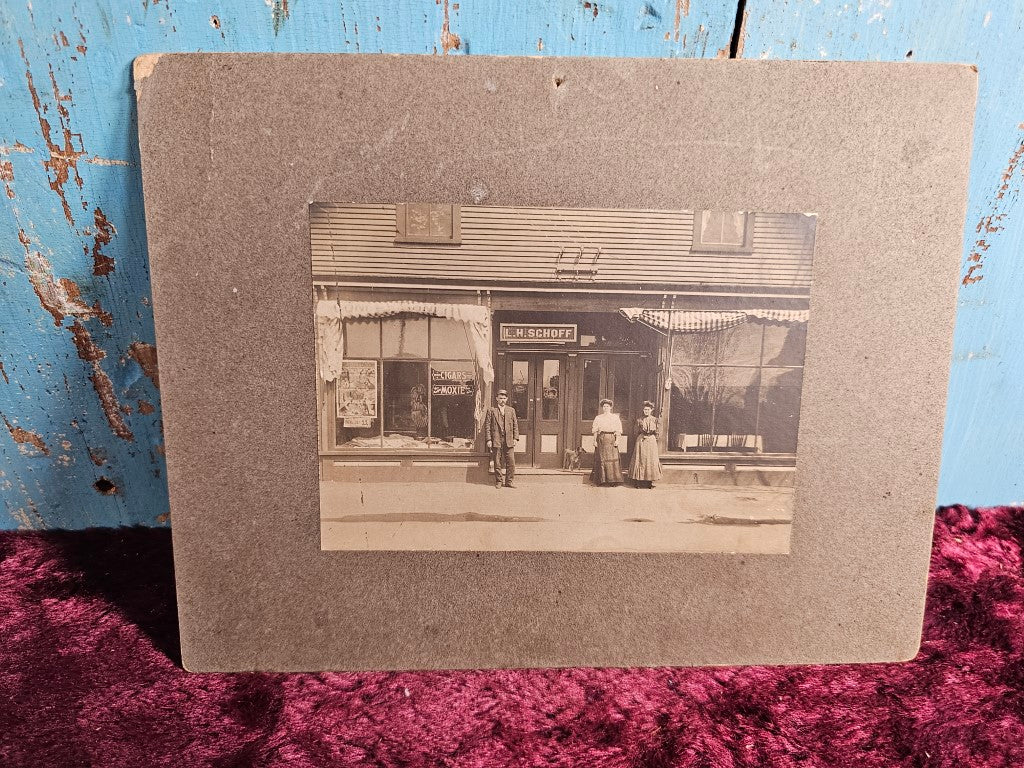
[
  {"x1": 138, "y1": 53, "x2": 973, "y2": 669},
  {"x1": 312, "y1": 204, "x2": 815, "y2": 553}
]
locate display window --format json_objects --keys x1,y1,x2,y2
[
  {"x1": 332, "y1": 316, "x2": 480, "y2": 450},
  {"x1": 667, "y1": 322, "x2": 806, "y2": 454}
]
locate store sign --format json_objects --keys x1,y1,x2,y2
[
  {"x1": 431, "y1": 367, "x2": 476, "y2": 396},
  {"x1": 500, "y1": 323, "x2": 578, "y2": 344}
]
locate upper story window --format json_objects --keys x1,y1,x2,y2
[
  {"x1": 395, "y1": 203, "x2": 461, "y2": 245},
  {"x1": 692, "y1": 211, "x2": 754, "y2": 253}
]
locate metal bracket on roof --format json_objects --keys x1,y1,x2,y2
[{"x1": 555, "y1": 245, "x2": 599, "y2": 281}]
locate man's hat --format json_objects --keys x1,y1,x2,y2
[{"x1": 496, "y1": 389, "x2": 509, "y2": 396}]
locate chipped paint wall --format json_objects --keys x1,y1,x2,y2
[{"x1": 0, "y1": 0, "x2": 1019, "y2": 529}]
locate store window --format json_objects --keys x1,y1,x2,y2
[
  {"x1": 692, "y1": 211, "x2": 754, "y2": 253},
  {"x1": 667, "y1": 322, "x2": 806, "y2": 454},
  {"x1": 333, "y1": 315, "x2": 480, "y2": 451}
]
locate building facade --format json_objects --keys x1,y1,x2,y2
[{"x1": 311, "y1": 204, "x2": 815, "y2": 485}]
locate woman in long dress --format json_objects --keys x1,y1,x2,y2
[
  {"x1": 629, "y1": 400, "x2": 663, "y2": 489},
  {"x1": 591, "y1": 398, "x2": 624, "y2": 486}
]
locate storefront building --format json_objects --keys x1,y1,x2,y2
[{"x1": 312, "y1": 204, "x2": 815, "y2": 485}]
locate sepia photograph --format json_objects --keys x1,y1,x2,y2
[{"x1": 312, "y1": 204, "x2": 815, "y2": 553}]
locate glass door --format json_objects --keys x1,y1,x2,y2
[
  {"x1": 504, "y1": 355, "x2": 565, "y2": 468},
  {"x1": 534, "y1": 357, "x2": 564, "y2": 469},
  {"x1": 506, "y1": 357, "x2": 533, "y2": 467},
  {"x1": 575, "y1": 354, "x2": 637, "y2": 469}
]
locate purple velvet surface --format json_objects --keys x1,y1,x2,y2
[{"x1": 1, "y1": 505, "x2": 1021, "y2": 767}]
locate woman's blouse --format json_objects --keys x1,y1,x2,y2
[
  {"x1": 592, "y1": 412, "x2": 624, "y2": 435},
  {"x1": 636, "y1": 416, "x2": 659, "y2": 436}
]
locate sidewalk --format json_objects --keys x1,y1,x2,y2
[{"x1": 320, "y1": 481, "x2": 793, "y2": 554}]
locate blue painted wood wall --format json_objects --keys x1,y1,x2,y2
[{"x1": 0, "y1": 0, "x2": 1020, "y2": 529}]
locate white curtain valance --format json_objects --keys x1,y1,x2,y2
[{"x1": 619, "y1": 308, "x2": 809, "y2": 333}]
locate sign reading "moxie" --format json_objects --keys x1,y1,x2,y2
[{"x1": 499, "y1": 324, "x2": 578, "y2": 343}]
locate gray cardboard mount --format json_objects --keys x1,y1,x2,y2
[{"x1": 135, "y1": 54, "x2": 976, "y2": 671}]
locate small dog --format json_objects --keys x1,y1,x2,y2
[{"x1": 562, "y1": 446, "x2": 586, "y2": 471}]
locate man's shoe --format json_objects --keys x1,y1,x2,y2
[
  {"x1": 494, "y1": 482, "x2": 503, "y2": 489},
  {"x1": 504, "y1": 482, "x2": 517, "y2": 489}
]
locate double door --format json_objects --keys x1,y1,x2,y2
[
  {"x1": 502, "y1": 353, "x2": 646, "y2": 469},
  {"x1": 506, "y1": 355, "x2": 565, "y2": 468}
]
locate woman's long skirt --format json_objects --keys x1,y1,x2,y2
[
  {"x1": 591, "y1": 433, "x2": 624, "y2": 485},
  {"x1": 629, "y1": 434, "x2": 663, "y2": 482}
]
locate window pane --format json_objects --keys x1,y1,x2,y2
[
  {"x1": 700, "y1": 210, "x2": 722, "y2": 244},
  {"x1": 700, "y1": 210, "x2": 745, "y2": 246},
  {"x1": 759, "y1": 367, "x2": 803, "y2": 453},
  {"x1": 334, "y1": 361, "x2": 381, "y2": 448},
  {"x1": 671, "y1": 330, "x2": 718, "y2": 366},
  {"x1": 431, "y1": 361, "x2": 477, "y2": 449},
  {"x1": 713, "y1": 367, "x2": 760, "y2": 446},
  {"x1": 429, "y1": 205, "x2": 453, "y2": 238},
  {"x1": 345, "y1": 320, "x2": 380, "y2": 358},
  {"x1": 609, "y1": 356, "x2": 631, "y2": 426},
  {"x1": 541, "y1": 359, "x2": 560, "y2": 420},
  {"x1": 430, "y1": 318, "x2": 474, "y2": 359},
  {"x1": 407, "y1": 204, "x2": 430, "y2": 238},
  {"x1": 668, "y1": 365, "x2": 715, "y2": 451},
  {"x1": 762, "y1": 323, "x2": 807, "y2": 367},
  {"x1": 510, "y1": 360, "x2": 530, "y2": 419},
  {"x1": 582, "y1": 358, "x2": 602, "y2": 420},
  {"x1": 716, "y1": 323, "x2": 762, "y2": 367},
  {"x1": 382, "y1": 317, "x2": 428, "y2": 358},
  {"x1": 382, "y1": 361, "x2": 429, "y2": 448},
  {"x1": 721, "y1": 212, "x2": 745, "y2": 245}
]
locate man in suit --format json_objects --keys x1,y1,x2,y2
[{"x1": 485, "y1": 389, "x2": 519, "y2": 488}]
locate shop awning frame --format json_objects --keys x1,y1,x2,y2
[{"x1": 619, "y1": 308, "x2": 809, "y2": 334}]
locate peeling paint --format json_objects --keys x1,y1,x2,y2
[
  {"x1": 0, "y1": 160, "x2": 13, "y2": 199},
  {"x1": 735, "y1": 10, "x2": 749, "y2": 57},
  {"x1": 2, "y1": 414, "x2": 50, "y2": 456},
  {"x1": 440, "y1": 0, "x2": 461, "y2": 54},
  {"x1": 128, "y1": 342, "x2": 160, "y2": 389},
  {"x1": 270, "y1": 0, "x2": 292, "y2": 35},
  {"x1": 91, "y1": 207, "x2": 116, "y2": 275},
  {"x1": 84, "y1": 156, "x2": 131, "y2": 166},
  {"x1": 137, "y1": 399, "x2": 155, "y2": 414},
  {"x1": 23, "y1": 241, "x2": 113, "y2": 327},
  {"x1": 673, "y1": 0, "x2": 690, "y2": 42},
  {"x1": 963, "y1": 134, "x2": 1024, "y2": 286},
  {"x1": 0, "y1": 362, "x2": 8, "y2": 385},
  {"x1": 0, "y1": 142, "x2": 33, "y2": 154},
  {"x1": 19, "y1": 40, "x2": 86, "y2": 227},
  {"x1": 69, "y1": 322, "x2": 135, "y2": 441}
]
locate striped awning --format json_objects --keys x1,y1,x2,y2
[{"x1": 619, "y1": 308, "x2": 809, "y2": 332}]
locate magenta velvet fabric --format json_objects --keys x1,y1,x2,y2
[{"x1": 1, "y1": 505, "x2": 1021, "y2": 767}]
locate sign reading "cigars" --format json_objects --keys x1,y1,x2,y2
[{"x1": 499, "y1": 323, "x2": 578, "y2": 344}]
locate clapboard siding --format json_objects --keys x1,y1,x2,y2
[{"x1": 310, "y1": 205, "x2": 814, "y2": 291}]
